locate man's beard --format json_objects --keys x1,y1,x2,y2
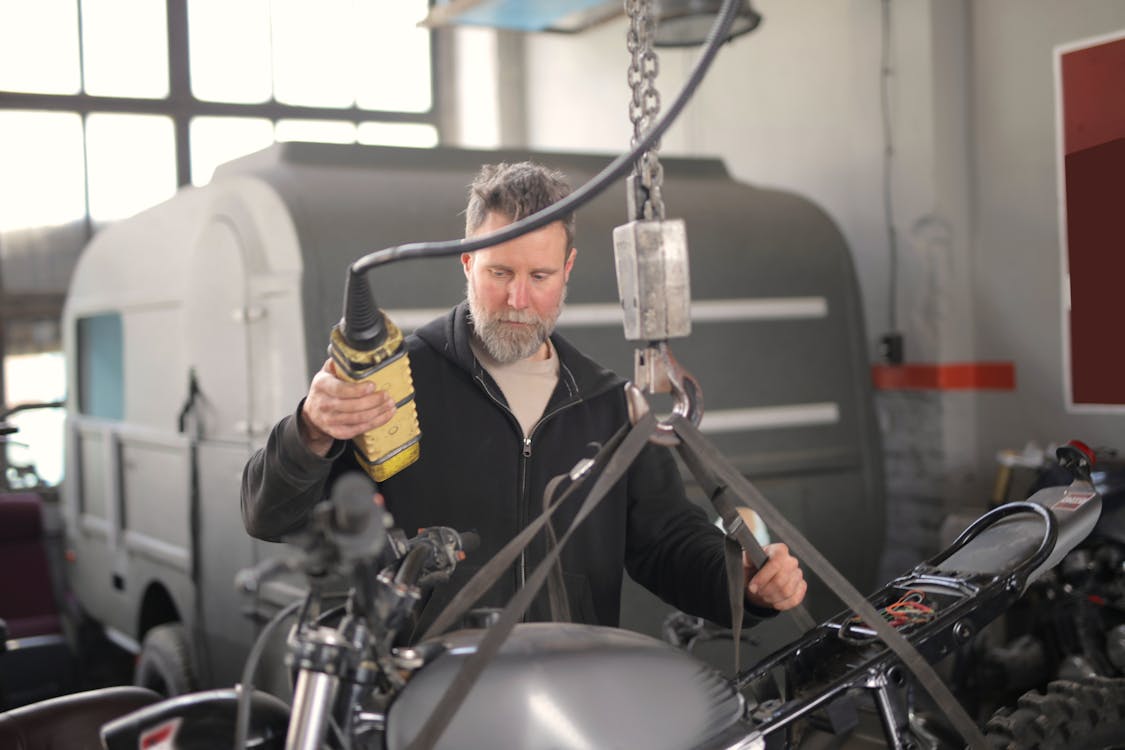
[{"x1": 466, "y1": 281, "x2": 565, "y2": 364}]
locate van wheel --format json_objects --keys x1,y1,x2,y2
[
  {"x1": 984, "y1": 676, "x2": 1125, "y2": 749},
  {"x1": 133, "y1": 623, "x2": 197, "y2": 696}
]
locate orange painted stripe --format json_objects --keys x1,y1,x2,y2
[{"x1": 871, "y1": 362, "x2": 1016, "y2": 391}]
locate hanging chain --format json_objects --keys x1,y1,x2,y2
[{"x1": 625, "y1": 0, "x2": 665, "y2": 221}]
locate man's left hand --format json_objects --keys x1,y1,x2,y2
[{"x1": 744, "y1": 543, "x2": 806, "y2": 612}]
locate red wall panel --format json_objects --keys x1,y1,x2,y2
[{"x1": 1059, "y1": 35, "x2": 1125, "y2": 406}]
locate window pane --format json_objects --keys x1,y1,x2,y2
[
  {"x1": 357, "y1": 121, "x2": 438, "y2": 148},
  {"x1": 275, "y1": 119, "x2": 356, "y2": 144},
  {"x1": 81, "y1": 0, "x2": 169, "y2": 98},
  {"x1": 271, "y1": 0, "x2": 355, "y2": 108},
  {"x1": 0, "y1": 0, "x2": 81, "y2": 94},
  {"x1": 356, "y1": 0, "x2": 432, "y2": 112},
  {"x1": 0, "y1": 111, "x2": 86, "y2": 231},
  {"x1": 187, "y1": 0, "x2": 271, "y2": 103},
  {"x1": 190, "y1": 116, "x2": 275, "y2": 185},
  {"x1": 85, "y1": 113, "x2": 177, "y2": 223},
  {"x1": 77, "y1": 313, "x2": 124, "y2": 420},
  {"x1": 2, "y1": 351, "x2": 66, "y2": 487}
]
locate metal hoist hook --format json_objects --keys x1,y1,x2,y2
[{"x1": 625, "y1": 343, "x2": 703, "y2": 446}]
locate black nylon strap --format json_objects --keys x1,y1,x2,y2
[
  {"x1": 670, "y1": 415, "x2": 989, "y2": 749},
  {"x1": 542, "y1": 473, "x2": 572, "y2": 623},
  {"x1": 405, "y1": 411, "x2": 657, "y2": 750},
  {"x1": 716, "y1": 487, "x2": 818, "y2": 634},
  {"x1": 723, "y1": 535, "x2": 746, "y2": 671},
  {"x1": 676, "y1": 433, "x2": 818, "y2": 634}
]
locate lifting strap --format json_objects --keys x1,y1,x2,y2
[
  {"x1": 677, "y1": 430, "x2": 819, "y2": 663},
  {"x1": 542, "y1": 473, "x2": 573, "y2": 623}
]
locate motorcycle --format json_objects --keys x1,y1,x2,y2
[
  {"x1": 952, "y1": 443, "x2": 1125, "y2": 748},
  {"x1": 2, "y1": 440, "x2": 1119, "y2": 749},
  {"x1": 69, "y1": 440, "x2": 1119, "y2": 749}
]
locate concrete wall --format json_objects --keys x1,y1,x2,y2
[{"x1": 446, "y1": 0, "x2": 1125, "y2": 566}]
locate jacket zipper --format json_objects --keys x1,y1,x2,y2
[
  {"x1": 516, "y1": 401, "x2": 582, "y2": 592},
  {"x1": 473, "y1": 375, "x2": 532, "y2": 594},
  {"x1": 474, "y1": 373, "x2": 582, "y2": 598}
]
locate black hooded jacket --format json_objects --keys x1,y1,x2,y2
[{"x1": 242, "y1": 303, "x2": 766, "y2": 632}]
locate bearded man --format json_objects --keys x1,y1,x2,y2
[{"x1": 241, "y1": 161, "x2": 805, "y2": 637}]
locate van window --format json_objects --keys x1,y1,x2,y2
[{"x1": 77, "y1": 313, "x2": 124, "y2": 419}]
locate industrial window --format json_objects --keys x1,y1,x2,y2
[
  {"x1": 85, "y1": 113, "x2": 177, "y2": 223},
  {"x1": 76, "y1": 313, "x2": 125, "y2": 421},
  {"x1": 0, "y1": 0, "x2": 81, "y2": 95},
  {"x1": 0, "y1": 111, "x2": 87, "y2": 231},
  {"x1": 2, "y1": 348, "x2": 66, "y2": 488},
  {"x1": 186, "y1": 0, "x2": 272, "y2": 104},
  {"x1": 189, "y1": 116, "x2": 275, "y2": 186},
  {"x1": 81, "y1": 0, "x2": 170, "y2": 99},
  {"x1": 189, "y1": 116, "x2": 438, "y2": 186},
  {"x1": 0, "y1": 0, "x2": 440, "y2": 226},
  {"x1": 275, "y1": 118, "x2": 359, "y2": 144},
  {"x1": 358, "y1": 121, "x2": 439, "y2": 148}
]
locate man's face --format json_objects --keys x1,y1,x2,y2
[{"x1": 463, "y1": 212, "x2": 576, "y2": 363}]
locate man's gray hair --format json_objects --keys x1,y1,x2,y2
[{"x1": 464, "y1": 161, "x2": 576, "y2": 249}]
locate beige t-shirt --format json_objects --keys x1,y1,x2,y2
[{"x1": 470, "y1": 337, "x2": 560, "y2": 438}]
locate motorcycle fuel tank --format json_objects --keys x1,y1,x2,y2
[{"x1": 385, "y1": 622, "x2": 752, "y2": 750}]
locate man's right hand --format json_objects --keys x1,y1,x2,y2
[{"x1": 299, "y1": 359, "x2": 396, "y2": 457}]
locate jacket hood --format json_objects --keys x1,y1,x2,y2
[{"x1": 413, "y1": 302, "x2": 624, "y2": 402}]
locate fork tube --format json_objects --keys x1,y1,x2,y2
[{"x1": 287, "y1": 668, "x2": 341, "y2": 750}]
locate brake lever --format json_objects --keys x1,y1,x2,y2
[{"x1": 406, "y1": 527, "x2": 475, "y2": 581}]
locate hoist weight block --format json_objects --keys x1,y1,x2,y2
[{"x1": 613, "y1": 218, "x2": 692, "y2": 341}]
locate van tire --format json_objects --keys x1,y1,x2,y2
[
  {"x1": 984, "y1": 676, "x2": 1125, "y2": 749},
  {"x1": 133, "y1": 623, "x2": 197, "y2": 696}
]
